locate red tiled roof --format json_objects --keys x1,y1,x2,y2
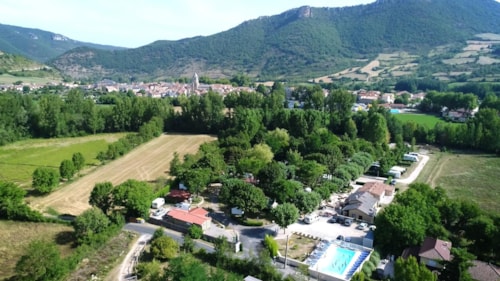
[
  {"x1": 166, "y1": 207, "x2": 210, "y2": 226},
  {"x1": 419, "y1": 237, "x2": 452, "y2": 261},
  {"x1": 358, "y1": 182, "x2": 394, "y2": 198}
]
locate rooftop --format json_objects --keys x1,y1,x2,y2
[{"x1": 166, "y1": 207, "x2": 210, "y2": 226}]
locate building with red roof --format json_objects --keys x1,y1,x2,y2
[{"x1": 165, "y1": 207, "x2": 211, "y2": 231}]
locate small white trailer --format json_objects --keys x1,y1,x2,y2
[{"x1": 151, "y1": 198, "x2": 165, "y2": 209}]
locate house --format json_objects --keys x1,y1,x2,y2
[
  {"x1": 380, "y1": 93, "x2": 395, "y2": 104},
  {"x1": 164, "y1": 207, "x2": 212, "y2": 231},
  {"x1": 402, "y1": 237, "x2": 452, "y2": 269},
  {"x1": 342, "y1": 191, "x2": 378, "y2": 223},
  {"x1": 468, "y1": 260, "x2": 500, "y2": 281},
  {"x1": 358, "y1": 182, "x2": 395, "y2": 201}
]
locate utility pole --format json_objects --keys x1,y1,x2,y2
[{"x1": 284, "y1": 234, "x2": 289, "y2": 269}]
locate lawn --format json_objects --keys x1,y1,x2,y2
[
  {"x1": 417, "y1": 150, "x2": 500, "y2": 214},
  {"x1": 0, "y1": 221, "x2": 74, "y2": 280},
  {"x1": 0, "y1": 133, "x2": 127, "y2": 185},
  {"x1": 394, "y1": 113, "x2": 444, "y2": 127},
  {"x1": 277, "y1": 234, "x2": 318, "y2": 261}
]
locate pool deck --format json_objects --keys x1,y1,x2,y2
[{"x1": 308, "y1": 242, "x2": 366, "y2": 281}]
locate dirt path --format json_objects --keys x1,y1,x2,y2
[{"x1": 29, "y1": 134, "x2": 216, "y2": 216}]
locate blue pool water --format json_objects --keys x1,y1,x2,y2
[
  {"x1": 317, "y1": 245, "x2": 357, "y2": 277},
  {"x1": 390, "y1": 109, "x2": 401, "y2": 114}
]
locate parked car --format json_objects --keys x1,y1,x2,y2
[
  {"x1": 328, "y1": 217, "x2": 337, "y2": 223},
  {"x1": 344, "y1": 219, "x2": 353, "y2": 226},
  {"x1": 357, "y1": 222, "x2": 368, "y2": 230}
]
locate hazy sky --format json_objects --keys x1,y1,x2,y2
[{"x1": 0, "y1": 0, "x2": 377, "y2": 48}]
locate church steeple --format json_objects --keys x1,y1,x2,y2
[{"x1": 192, "y1": 72, "x2": 199, "y2": 92}]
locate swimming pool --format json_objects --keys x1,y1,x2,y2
[
  {"x1": 309, "y1": 242, "x2": 370, "y2": 280},
  {"x1": 390, "y1": 109, "x2": 401, "y2": 114}
]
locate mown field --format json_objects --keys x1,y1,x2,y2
[
  {"x1": 0, "y1": 133, "x2": 127, "y2": 185},
  {"x1": 29, "y1": 133, "x2": 216, "y2": 216},
  {"x1": 0, "y1": 73, "x2": 62, "y2": 84},
  {"x1": 417, "y1": 150, "x2": 500, "y2": 214},
  {"x1": 0, "y1": 221, "x2": 74, "y2": 280},
  {"x1": 394, "y1": 113, "x2": 444, "y2": 127}
]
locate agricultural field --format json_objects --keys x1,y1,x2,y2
[
  {"x1": 29, "y1": 133, "x2": 216, "y2": 216},
  {"x1": 393, "y1": 113, "x2": 444, "y2": 128},
  {"x1": 417, "y1": 151, "x2": 500, "y2": 214},
  {"x1": 0, "y1": 221, "x2": 74, "y2": 279},
  {"x1": 0, "y1": 73, "x2": 62, "y2": 84},
  {"x1": 0, "y1": 133, "x2": 127, "y2": 185}
]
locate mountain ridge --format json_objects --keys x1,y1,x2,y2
[
  {"x1": 35, "y1": 0, "x2": 500, "y2": 80},
  {"x1": 0, "y1": 23, "x2": 126, "y2": 62}
]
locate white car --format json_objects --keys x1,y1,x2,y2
[{"x1": 356, "y1": 222, "x2": 368, "y2": 230}]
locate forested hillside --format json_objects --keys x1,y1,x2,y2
[
  {"x1": 0, "y1": 24, "x2": 125, "y2": 62},
  {"x1": 51, "y1": 0, "x2": 500, "y2": 81}
]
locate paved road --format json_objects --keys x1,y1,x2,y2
[{"x1": 124, "y1": 223, "x2": 215, "y2": 253}]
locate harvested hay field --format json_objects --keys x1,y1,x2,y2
[
  {"x1": 0, "y1": 221, "x2": 74, "y2": 279},
  {"x1": 29, "y1": 134, "x2": 216, "y2": 216}
]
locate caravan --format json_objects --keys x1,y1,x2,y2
[
  {"x1": 403, "y1": 153, "x2": 419, "y2": 162},
  {"x1": 303, "y1": 213, "x2": 319, "y2": 224}
]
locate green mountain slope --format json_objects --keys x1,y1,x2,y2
[
  {"x1": 0, "y1": 24, "x2": 126, "y2": 62},
  {"x1": 0, "y1": 51, "x2": 62, "y2": 82},
  {"x1": 50, "y1": 0, "x2": 500, "y2": 81}
]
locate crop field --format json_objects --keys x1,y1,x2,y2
[
  {"x1": 393, "y1": 113, "x2": 444, "y2": 128},
  {"x1": 0, "y1": 221, "x2": 74, "y2": 279},
  {"x1": 0, "y1": 73, "x2": 62, "y2": 84},
  {"x1": 417, "y1": 151, "x2": 500, "y2": 214},
  {"x1": 29, "y1": 133, "x2": 216, "y2": 216},
  {"x1": 0, "y1": 133, "x2": 127, "y2": 185}
]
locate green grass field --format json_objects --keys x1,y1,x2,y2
[
  {"x1": 394, "y1": 113, "x2": 444, "y2": 127},
  {"x1": 0, "y1": 133, "x2": 127, "y2": 185},
  {"x1": 0, "y1": 73, "x2": 62, "y2": 84},
  {"x1": 417, "y1": 150, "x2": 500, "y2": 214}
]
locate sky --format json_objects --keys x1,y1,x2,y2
[{"x1": 0, "y1": 0, "x2": 377, "y2": 48}]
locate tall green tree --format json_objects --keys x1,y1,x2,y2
[
  {"x1": 32, "y1": 167, "x2": 59, "y2": 193},
  {"x1": 89, "y1": 182, "x2": 114, "y2": 215},
  {"x1": 271, "y1": 203, "x2": 300, "y2": 233},
  {"x1": 294, "y1": 191, "x2": 321, "y2": 214},
  {"x1": 440, "y1": 248, "x2": 475, "y2": 281},
  {"x1": 71, "y1": 152, "x2": 85, "y2": 172},
  {"x1": 59, "y1": 159, "x2": 75, "y2": 180},
  {"x1": 113, "y1": 179, "x2": 154, "y2": 218}
]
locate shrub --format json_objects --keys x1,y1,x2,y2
[
  {"x1": 263, "y1": 234, "x2": 279, "y2": 257},
  {"x1": 187, "y1": 225, "x2": 203, "y2": 239},
  {"x1": 241, "y1": 218, "x2": 264, "y2": 226},
  {"x1": 32, "y1": 167, "x2": 59, "y2": 193}
]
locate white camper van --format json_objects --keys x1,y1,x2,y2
[
  {"x1": 304, "y1": 213, "x2": 320, "y2": 224},
  {"x1": 403, "y1": 154, "x2": 419, "y2": 162},
  {"x1": 151, "y1": 198, "x2": 165, "y2": 209}
]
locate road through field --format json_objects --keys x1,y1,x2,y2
[{"x1": 29, "y1": 134, "x2": 216, "y2": 216}]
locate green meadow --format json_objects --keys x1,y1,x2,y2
[
  {"x1": 394, "y1": 113, "x2": 444, "y2": 127},
  {"x1": 0, "y1": 133, "x2": 126, "y2": 185}
]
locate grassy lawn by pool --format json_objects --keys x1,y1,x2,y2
[
  {"x1": 394, "y1": 113, "x2": 445, "y2": 127},
  {"x1": 417, "y1": 150, "x2": 500, "y2": 214},
  {"x1": 0, "y1": 133, "x2": 127, "y2": 185}
]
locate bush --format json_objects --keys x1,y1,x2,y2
[
  {"x1": 241, "y1": 218, "x2": 264, "y2": 226},
  {"x1": 263, "y1": 234, "x2": 279, "y2": 257},
  {"x1": 32, "y1": 167, "x2": 59, "y2": 193},
  {"x1": 187, "y1": 225, "x2": 203, "y2": 239}
]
